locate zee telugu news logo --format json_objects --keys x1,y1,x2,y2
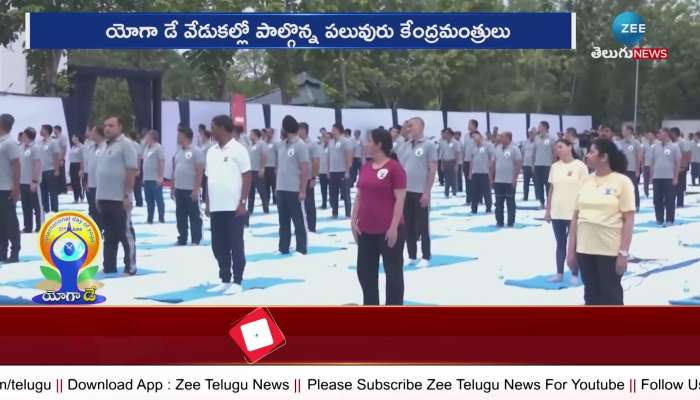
[{"x1": 591, "y1": 11, "x2": 668, "y2": 61}]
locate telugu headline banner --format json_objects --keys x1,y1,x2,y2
[{"x1": 25, "y1": 12, "x2": 576, "y2": 50}]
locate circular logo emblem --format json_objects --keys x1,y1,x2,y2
[
  {"x1": 44, "y1": 145, "x2": 49, "y2": 151},
  {"x1": 287, "y1": 148, "x2": 295, "y2": 157},
  {"x1": 377, "y1": 168, "x2": 389, "y2": 180},
  {"x1": 24, "y1": 149, "x2": 31, "y2": 157},
  {"x1": 95, "y1": 149, "x2": 102, "y2": 156},
  {"x1": 479, "y1": 147, "x2": 485, "y2": 153},
  {"x1": 448, "y1": 143, "x2": 454, "y2": 148},
  {"x1": 335, "y1": 142, "x2": 341, "y2": 148},
  {"x1": 664, "y1": 148, "x2": 671, "y2": 156},
  {"x1": 185, "y1": 151, "x2": 193, "y2": 160},
  {"x1": 415, "y1": 148, "x2": 424, "y2": 157},
  {"x1": 251, "y1": 145, "x2": 256, "y2": 151},
  {"x1": 544, "y1": 140, "x2": 550, "y2": 145},
  {"x1": 696, "y1": 143, "x2": 700, "y2": 148},
  {"x1": 147, "y1": 151, "x2": 154, "y2": 158},
  {"x1": 504, "y1": 151, "x2": 511, "y2": 158},
  {"x1": 324, "y1": 148, "x2": 329, "y2": 153},
  {"x1": 628, "y1": 145, "x2": 634, "y2": 152},
  {"x1": 612, "y1": 11, "x2": 645, "y2": 46},
  {"x1": 268, "y1": 144, "x2": 273, "y2": 149}
]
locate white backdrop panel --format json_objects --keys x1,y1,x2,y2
[
  {"x1": 246, "y1": 103, "x2": 265, "y2": 132},
  {"x1": 189, "y1": 100, "x2": 229, "y2": 136},
  {"x1": 396, "y1": 109, "x2": 444, "y2": 140},
  {"x1": 342, "y1": 108, "x2": 393, "y2": 141},
  {"x1": 529, "y1": 113, "x2": 561, "y2": 134},
  {"x1": 446, "y1": 111, "x2": 488, "y2": 134},
  {"x1": 489, "y1": 112, "x2": 527, "y2": 143},
  {"x1": 270, "y1": 105, "x2": 335, "y2": 142},
  {"x1": 160, "y1": 101, "x2": 179, "y2": 180},
  {"x1": 662, "y1": 119, "x2": 700, "y2": 136},
  {"x1": 562, "y1": 115, "x2": 593, "y2": 133},
  {"x1": 0, "y1": 94, "x2": 69, "y2": 181}
]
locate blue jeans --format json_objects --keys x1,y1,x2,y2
[
  {"x1": 143, "y1": 180, "x2": 165, "y2": 223},
  {"x1": 551, "y1": 219, "x2": 574, "y2": 275}
]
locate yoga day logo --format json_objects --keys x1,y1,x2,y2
[
  {"x1": 414, "y1": 148, "x2": 423, "y2": 157},
  {"x1": 377, "y1": 168, "x2": 389, "y2": 180},
  {"x1": 33, "y1": 211, "x2": 105, "y2": 305},
  {"x1": 287, "y1": 148, "x2": 295, "y2": 157}
]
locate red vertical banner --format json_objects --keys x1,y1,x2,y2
[{"x1": 230, "y1": 93, "x2": 246, "y2": 131}]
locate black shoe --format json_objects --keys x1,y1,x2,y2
[
  {"x1": 175, "y1": 241, "x2": 187, "y2": 246},
  {"x1": 22, "y1": 228, "x2": 32, "y2": 234},
  {"x1": 146, "y1": 220, "x2": 153, "y2": 225},
  {"x1": 159, "y1": 219, "x2": 165, "y2": 224},
  {"x1": 123, "y1": 268, "x2": 137, "y2": 276},
  {"x1": 5, "y1": 256, "x2": 19, "y2": 264},
  {"x1": 34, "y1": 229, "x2": 40, "y2": 233},
  {"x1": 496, "y1": 223, "x2": 504, "y2": 228},
  {"x1": 102, "y1": 269, "x2": 117, "y2": 274}
]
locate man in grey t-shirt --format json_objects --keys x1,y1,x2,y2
[
  {"x1": 521, "y1": 128, "x2": 536, "y2": 202},
  {"x1": 350, "y1": 129, "x2": 364, "y2": 187},
  {"x1": 691, "y1": 132, "x2": 700, "y2": 186},
  {"x1": 469, "y1": 131, "x2": 495, "y2": 215},
  {"x1": 532, "y1": 121, "x2": 555, "y2": 208},
  {"x1": 96, "y1": 116, "x2": 138, "y2": 275},
  {"x1": 18, "y1": 127, "x2": 43, "y2": 233},
  {"x1": 84, "y1": 126, "x2": 105, "y2": 230},
  {"x1": 439, "y1": 128, "x2": 460, "y2": 198},
  {"x1": 246, "y1": 129, "x2": 269, "y2": 216},
  {"x1": 262, "y1": 128, "x2": 278, "y2": 207},
  {"x1": 319, "y1": 130, "x2": 331, "y2": 210},
  {"x1": 142, "y1": 130, "x2": 166, "y2": 224},
  {"x1": 650, "y1": 128, "x2": 681, "y2": 225},
  {"x1": 492, "y1": 132, "x2": 522, "y2": 227},
  {"x1": 671, "y1": 127, "x2": 691, "y2": 208},
  {"x1": 328, "y1": 123, "x2": 353, "y2": 218},
  {"x1": 38, "y1": 124, "x2": 61, "y2": 213},
  {"x1": 0, "y1": 114, "x2": 21, "y2": 263},
  {"x1": 621, "y1": 125, "x2": 642, "y2": 210},
  {"x1": 275, "y1": 116, "x2": 310, "y2": 255},
  {"x1": 172, "y1": 126, "x2": 205, "y2": 245},
  {"x1": 300, "y1": 122, "x2": 320, "y2": 232},
  {"x1": 462, "y1": 120, "x2": 479, "y2": 205},
  {"x1": 53, "y1": 125, "x2": 68, "y2": 194}
]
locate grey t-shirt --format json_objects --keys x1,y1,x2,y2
[
  {"x1": 173, "y1": 145, "x2": 205, "y2": 190},
  {"x1": 19, "y1": 143, "x2": 42, "y2": 185},
  {"x1": 494, "y1": 144, "x2": 522, "y2": 183},
  {"x1": 84, "y1": 142, "x2": 100, "y2": 188},
  {"x1": 533, "y1": 134, "x2": 555, "y2": 166},
  {"x1": 0, "y1": 134, "x2": 20, "y2": 190},
  {"x1": 305, "y1": 139, "x2": 321, "y2": 177},
  {"x1": 691, "y1": 140, "x2": 700, "y2": 163},
  {"x1": 275, "y1": 137, "x2": 310, "y2": 192},
  {"x1": 69, "y1": 145, "x2": 83, "y2": 163},
  {"x1": 264, "y1": 142, "x2": 277, "y2": 168},
  {"x1": 95, "y1": 134, "x2": 138, "y2": 201},
  {"x1": 522, "y1": 140, "x2": 535, "y2": 167},
  {"x1": 248, "y1": 142, "x2": 264, "y2": 172},
  {"x1": 471, "y1": 143, "x2": 495, "y2": 174},
  {"x1": 621, "y1": 138, "x2": 642, "y2": 172},
  {"x1": 439, "y1": 139, "x2": 458, "y2": 161},
  {"x1": 643, "y1": 139, "x2": 655, "y2": 167},
  {"x1": 353, "y1": 138, "x2": 363, "y2": 158},
  {"x1": 462, "y1": 136, "x2": 475, "y2": 163},
  {"x1": 39, "y1": 138, "x2": 61, "y2": 172},
  {"x1": 398, "y1": 137, "x2": 438, "y2": 194},
  {"x1": 651, "y1": 142, "x2": 681, "y2": 179},
  {"x1": 142, "y1": 143, "x2": 165, "y2": 181},
  {"x1": 329, "y1": 137, "x2": 353, "y2": 173},
  {"x1": 320, "y1": 145, "x2": 330, "y2": 175}
]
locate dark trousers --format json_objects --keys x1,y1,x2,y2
[
  {"x1": 534, "y1": 165, "x2": 551, "y2": 205},
  {"x1": 40, "y1": 171, "x2": 59, "y2": 212},
  {"x1": 456, "y1": 163, "x2": 463, "y2": 192},
  {"x1": 277, "y1": 190, "x2": 307, "y2": 254},
  {"x1": 201, "y1": 175, "x2": 208, "y2": 203},
  {"x1": 59, "y1": 163, "x2": 67, "y2": 193},
  {"x1": 442, "y1": 160, "x2": 457, "y2": 197},
  {"x1": 175, "y1": 189, "x2": 202, "y2": 244},
  {"x1": 351, "y1": 157, "x2": 362, "y2": 187},
  {"x1": 625, "y1": 171, "x2": 640, "y2": 210},
  {"x1": 523, "y1": 166, "x2": 533, "y2": 201},
  {"x1": 319, "y1": 173, "x2": 329, "y2": 209},
  {"x1": 552, "y1": 219, "x2": 571, "y2": 275},
  {"x1": 263, "y1": 167, "x2": 277, "y2": 205},
  {"x1": 691, "y1": 162, "x2": 700, "y2": 186},
  {"x1": 143, "y1": 180, "x2": 165, "y2": 223},
  {"x1": 463, "y1": 162, "x2": 471, "y2": 203},
  {"x1": 133, "y1": 168, "x2": 143, "y2": 207},
  {"x1": 20, "y1": 184, "x2": 42, "y2": 232},
  {"x1": 677, "y1": 169, "x2": 687, "y2": 207},
  {"x1": 69, "y1": 162, "x2": 83, "y2": 202},
  {"x1": 470, "y1": 173, "x2": 492, "y2": 213},
  {"x1": 0, "y1": 191, "x2": 20, "y2": 260},
  {"x1": 304, "y1": 182, "x2": 317, "y2": 232},
  {"x1": 357, "y1": 226, "x2": 406, "y2": 305},
  {"x1": 494, "y1": 182, "x2": 515, "y2": 226},
  {"x1": 577, "y1": 253, "x2": 623, "y2": 305},
  {"x1": 210, "y1": 211, "x2": 246, "y2": 284},
  {"x1": 329, "y1": 172, "x2": 351, "y2": 217},
  {"x1": 246, "y1": 171, "x2": 269, "y2": 216},
  {"x1": 653, "y1": 179, "x2": 676, "y2": 223},
  {"x1": 403, "y1": 191, "x2": 430, "y2": 260},
  {"x1": 643, "y1": 165, "x2": 651, "y2": 197},
  {"x1": 437, "y1": 160, "x2": 444, "y2": 185},
  {"x1": 86, "y1": 187, "x2": 102, "y2": 231},
  {"x1": 98, "y1": 200, "x2": 136, "y2": 273}
]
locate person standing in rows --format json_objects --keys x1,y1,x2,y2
[
  {"x1": 641, "y1": 130, "x2": 655, "y2": 198},
  {"x1": 462, "y1": 120, "x2": 478, "y2": 205},
  {"x1": 566, "y1": 138, "x2": 635, "y2": 305},
  {"x1": 350, "y1": 129, "x2": 364, "y2": 187},
  {"x1": 492, "y1": 132, "x2": 521, "y2": 227},
  {"x1": 95, "y1": 116, "x2": 138, "y2": 275},
  {"x1": 206, "y1": 115, "x2": 251, "y2": 295},
  {"x1": 328, "y1": 123, "x2": 353, "y2": 219},
  {"x1": 262, "y1": 128, "x2": 278, "y2": 207},
  {"x1": 319, "y1": 131, "x2": 330, "y2": 210},
  {"x1": 171, "y1": 126, "x2": 204, "y2": 246},
  {"x1": 18, "y1": 127, "x2": 43, "y2": 233},
  {"x1": 299, "y1": 122, "x2": 320, "y2": 233},
  {"x1": 454, "y1": 131, "x2": 464, "y2": 193},
  {"x1": 198, "y1": 124, "x2": 215, "y2": 203},
  {"x1": 399, "y1": 117, "x2": 437, "y2": 268},
  {"x1": 650, "y1": 128, "x2": 681, "y2": 226},
  {"x1": 532, "y1": 121, "x2": 555, "y2": 209},
  {"x1": 565, "y1": 127, "x2": 583, "y2": 159},
  {"x1": 142, "y1": 130, "x2": 166, "y2": 224},
  {"x1": 53, "y1": 125, "x2": 68, "y2": 194},
  {"x1": 544, "y1": 139, "x2": 588, "y2": 284},
  {"x1": 39, "y1": 125, "x2": 60, "y2": 213},
  {"x1": 127, "y1": 131, "x2": 144, "y2": 208},
  {"x1": 521, "y1": 128, "x2": 536, "y2": 201},
  {"x1": 0, "y1": 114, "x2": 21, "y2": 264},
  {"x1": 275, "y1": 116, "x2": 310, "y2": 254},
  {"x1": 671, "y1": 127, "x2": 691, "y2": 208},
  {"x1": 352, "y1": 127, "x2": 407, "y2": 305},
  {"x1": 438, "y1": 128, "x2": 459, "y2": 198},
  {"x1": 68, "y1": 135, "x2": 84, "y2": 203},
  {"x1": 469, "y1": 131, "x2": 494, "y2": 214},
  {"x1": 390, "y1": 125, "x2": 405, "y2": 154},
  {"x1": 620, "y1": 125, "x2": 643, "y2": 211},
  {"x1": 691, "y1": 132, "x2": 700, "y2": 186},
  {"x1": 84, "y1": 126, "x2": 105, "y2": 231},
  {"x1": 246, "y1": 129, "x2": 268, "y2": 216}
]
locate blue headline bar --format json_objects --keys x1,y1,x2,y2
[{"x1": 26, "y1": 12, "x2": 575, "y2": 50}]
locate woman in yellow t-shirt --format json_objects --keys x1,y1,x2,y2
[
  {"x1": 566, "y1": 138, "x2": 635, "y2": 305},
  {"x1": 544, "y1": 139, "x2": 589, "y2": 284}
]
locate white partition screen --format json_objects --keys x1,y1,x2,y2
[
  {"x1": 562, "y1": 115, "x2": 593, "y2": 133},
  {"x1": 160, "y1": 101, "x2": 179, "y2": 179},
  {"x1": 489, "y1": 112, "x2": 528, "y2": 143},
  {"x1": 188, "y1": 100, "x2": 229, "y2": 136},
  {"x1": 270, "y1": 105, "x2": 335, "y2": 142},
  {"x1": 529, "y1": 113, "x2": 561, "y2": 134},
  {"x1": 341, "y1": 108, "x2": 393, "y2": 141},
  {"x1": 446, "y1": 111, "x2": 488, "y2": 135},
  {"x1": 396, "y1": 109, "x2": 444, "y2": 140},
  {"x1": 246, "y1": 103, "x2": 266, "y2": 132}
]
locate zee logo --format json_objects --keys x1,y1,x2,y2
[{"x1": 612, "y1": 11, "x2": 645, "y2": 46}]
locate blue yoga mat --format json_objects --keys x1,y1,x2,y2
[
  {"x1": 247, "y1": 246, "x2": 344, "y2": 262},
  {"x1": 349, "y1": 254, "x2": 477, "y2": 273},
  {"x1": 256, "y1": 226, "x2": 351, "y2": 237},
  {"x1": 135, "y1": 277, "x2": 304, "y2": 304},
  {"x1": 669, "y1": 296, "x2": 700, "y2": 306},
  {"x1": 403, "y1": 300, "x2": 437, "y2": 306},
  {"x1": 635, "y1": 219, "x2": 698, "y2": 228},
  {"x1": 442, "y1": 211, "x2": 488, "y2": 218},
  {"x1": 460, "y1": 223, "x2": 540, "y2": 233},
  {"x1": 516, "y1": 205, "x2": 542, "y2": 211},
  {"x1": 249, "y1": 222, "x2": 279, "y2": 229},
  {"x1": 1, "y1": 268, "x2": 164, "y2": 289},
  {"x1": 505, "y1": 271, "x2": 582, "y2": 290},
  {"x1": 635, "y1": 258, "x2": 700, "y2": 278}
]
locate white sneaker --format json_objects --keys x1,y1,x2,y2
[
  {"x1": 223, "y1": 283, "x2": 242, "y2": 295},
  {"x1": 569, "y1": 276, "x2": 580, "y2": 286},
  {"x1": 406, "y1": 258, "x2": 418, "y2": 266},
  {"x1": 290, "y1": 251, "x2": 305, "y2": 258},
  {"x1": 416, "y1": 259, "x2": 431, "y2": 269},
  {"x1": 207, "y1": 282, "x2": 232, "y2": 293}
]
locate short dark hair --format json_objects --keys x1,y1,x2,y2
[
  {"x1": 540, "y1": 121, "x2": 550, "y2": 130},
  {"x1": 104, "y1": 115, "x2": 123, "y2": 126},
  {"x1": 566, "y1": 127, "x2": 577, "y2": 136},
  {"x1": 251, "y1": 129, "x2": 262, "y2": 138},
  {"x1": 233, "y1": 124, "x2": 244, "y2": 134},
  {"x1": 211, "y1": 115, "x2": 234, "y2": 133},
  {"x1": 282, "y1": 115, "x2": 299, "y2": 135},
  {"x1": 198, "y1": 123, "x2": 206, "y2": 132},
  {"x1": 41, "y1": 124, "x2": 53, "y2": 135},
  {"x1": 23, "y1": 127, "x2": 36, "y2": 141},
  {"x1": 344, "y1": 128, "x2": 351, "y2": 136},
  {"x1": 444, "y1": 128, "x2": 454, "y2": 136},
  {"x1": 469, "y1": 119, "x2": 478, "y2": 128},
  {"x1": 670, "y1": 127, "x2": 681, "y2": 138},
  {"x1": 370, "y1": 127, "x2": 394, "y2": 159},
  {"x1": 0, "y1": 113, "x2": 15, "y2": 133},
  {"x1": 53, "y1": 125, "x2": 62, "y2": 132},
  {"x1": 299, "y1": 122, "x2": 309, "y2": 132},
  {"x1": 592, "y1": 138, "x2": 627, "y2": 173},
  {"x1": 146, "y1": 129, "x2": 160, "y2": 143},
  {"x1": 177, "y1": 125, "x2": 194, "y2": 141},
  {"x1": 333, "y1": 122, "x2": 344, "y2": 132}
]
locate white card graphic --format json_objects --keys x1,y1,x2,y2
[{"x1": 240, "y1": 318, "x2": 274, "y2": 352}]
